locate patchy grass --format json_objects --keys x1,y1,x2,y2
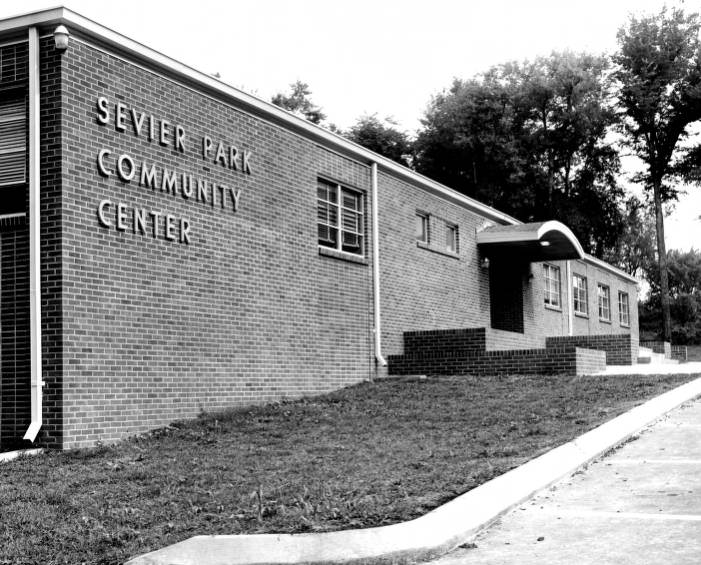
[{"x1": 0, "y1": 373, "x2": 696, "y2": 565}]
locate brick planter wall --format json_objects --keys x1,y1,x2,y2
[
  {"x1": 546, "y1": 334, "x2": 638, "y2": 366},
  {"x1": 388, "y1": 328, "x2": 606, "y2": 376}
]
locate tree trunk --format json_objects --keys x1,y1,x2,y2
[{"x1": 653, "y1": 181, "x2": 672, "y2": 342}]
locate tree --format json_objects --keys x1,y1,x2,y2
[
  {"x1": 271, "y1": 81, "x2": 326, "y2": 124},
  {"x1": 414, "y1": 52, "x2": 626, "y2": 257},
  {"x1": 345, "y1": 114, "x2": 412, "y2": 166},
  {"x1": 603, "y1": 196, "x2": 657, "y2": 277},
  {"x1": 613, "y1": 7, "x2": 701, "y2": 341},
  {"x1": 640, "y1": 249, "x2": 701, "y2": 344}
]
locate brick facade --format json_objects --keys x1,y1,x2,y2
[{"x1": 0, "y1": 12, "x2": 641, "y2": 449}]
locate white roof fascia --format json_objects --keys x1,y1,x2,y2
[
  {"x1": 583, "y1": 255, "x2": 640, "y2": 285},
  {"x1": 476, "y1": 221, "x2": 585, "y2": 260},
  {"x1": 0, "y1": 7, "x2": 519, "y2": 227}
]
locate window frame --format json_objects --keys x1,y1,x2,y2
[
  {"x1": 618, "y1": 290, "x2": 630, "y2": 327},
  {"x1": 415, "y1": 211, "x2": 429, "y2": 244},
  {"x1": 445, "y1": 222, "x2": 458, "y2": 254},
  {"x1": 572, "y1": 274, "x2": 588, "y2": 316},
  {"x1": 597, "y1": 283, "x2": 611, "y2": 322},
  {"x1": 543, "y1": 264, "x2": 562, "y2": 309},
  {"x1": 317, "y1": 178, "x2": 365, "y2": 257}
]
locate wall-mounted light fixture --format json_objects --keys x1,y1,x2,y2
[
  {"x1": 480, "y1": 257, "x2": 490, "y2": 269},
  {"x1": 54, "y1": 25, "x2": 70, "y2": 51}
]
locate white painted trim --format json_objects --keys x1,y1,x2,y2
[
  {"x1": 584, "y1": 254, "x2": 639, "y2": 285},
  {"x1": 24, "y1": 26, "x2": 42, "y2": 443},
  {"x1": 476, "y1": 220, "x2": 585, "y2": 259}
]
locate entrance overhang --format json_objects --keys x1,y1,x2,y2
[{"x1": 476, "y1": 220, "x2": 585, "y2": 262}]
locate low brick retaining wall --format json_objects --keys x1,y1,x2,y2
[
  {"x1": 388, "y1": 328, "x2": 607, "y2": 376},
  {"x1": 640, "y1": 340, "x2": 672, "y2": 358},
  {"x1": 546, "y1": 334, "x2": 638, "y2": 366},
  {"x1": 671, "y1": 345, "x2": 688, "y2": 362}
]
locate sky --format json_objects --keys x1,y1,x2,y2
[{"x1": 3, "y1": 0, "x2": 701, "y2": 251}]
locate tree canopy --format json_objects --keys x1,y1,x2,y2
[
  {"x1": 614, "y1": 6, "x2": 701, "y2": 340},
  {"x1": 413, "y1": 52, "x2": 626, "y2": 257},
  {"x1": 345, "y1": 114, "x2": 412, "y2": 166},
  {"x1": 271, "y1": 81, "x2": 327, "y2": 125}
]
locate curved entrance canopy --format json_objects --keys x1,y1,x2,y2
[{"x1": 476, "y1": 220, "x2": 585, "y2": 262}]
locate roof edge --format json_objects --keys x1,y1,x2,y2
[
  {"x1": 583, "y1": 255, "x2": 639, "y2": 285},
  {"x1": 0, "y1": 7, "x2": 638, "y2": 287},
  {"x1": 0, "y1": 6, "x2": 519, "y2": 227}
]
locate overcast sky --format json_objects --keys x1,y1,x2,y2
[{"x1": 4, "y1": 0, "x2": 701, "y2": 251}]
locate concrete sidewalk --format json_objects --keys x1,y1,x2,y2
[{"x1": 429, "y1": 398, "x2": 701, "y2": 565}]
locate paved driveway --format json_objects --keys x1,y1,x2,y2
[{"x1": 429, "y1": 398, "x2": 701, "y2": 565}]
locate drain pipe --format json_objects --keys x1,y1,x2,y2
[
  {"x1": 371, "y1": 163, "x2": 387, "y2": 371},
  {"x1": 24, "y1": 26, "x2": 43, "y2": 443},
  {"x1": 566, "y1": 260, "x2": 573, "y2": 337}
]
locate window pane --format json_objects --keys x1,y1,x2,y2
[
  {"x1": 317, "y1": 180, "x2": 363, "y2": 255},
  {"x1": 446, "y1": 225, "x2": 457, "y2": 252}
]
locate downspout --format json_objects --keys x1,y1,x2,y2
[
  {"x1": 566, "y1": 260, "x2": 573, "y2": 337},
  {"x1": 24, "y1": 26, "x2": 43, "y2": 442},
  {"x1": 371, "y1": 163, "x2": 387, "y2": 372}
]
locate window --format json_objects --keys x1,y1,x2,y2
[
  {"x1": 0, "y1": 96, "x2": 27, "y2": 217},
  {"x1": 598, "y1": 284, "x2": 611, "y2": 321},
  {"x1": 619, "y1": 291, "x2": 630, "y2": 326},
  {"x1": 543, "y1": 264, "x2": 561, "y2": 308},
  {"x1": 573, "y1": 274, "x2": 588, "y2": 316},
  {"x1": 317, "y1": 178, "x2": 364, "y2": 255},
  {"x1": 416, "y1": 212, "x2": 429, "y2": 243},
  {"x1": 446, "y1": 223, "x2": 458, "y2": 254}
]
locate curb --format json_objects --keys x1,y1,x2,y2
[
  {"x1": 0, "y1": 448, "x2": 43, "y2": 464},
  {"x1": 126, "y1": 376, "x2": 701, "y2": 565}
]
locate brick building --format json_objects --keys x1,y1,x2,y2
[{"x1": 0, "y1": 8, "x2": 638, "y2": 449}]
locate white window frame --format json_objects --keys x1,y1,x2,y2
[
  {"x1": 543, "y1": 264, "x2": 561, "y2": 309},
  {"x1": 317, "y1": 178, "x2": 364, "y2": 256},
  {"x1": 416, "y1": 212, "x2": 429, "y2": 243},
  {"x1": 598, "y1": 283, "x2": 611, "y2": 322},
  {"x1": 618, "y1": 291, "x2": 630, "y2": 327},
  {"x1": 573, "y1": 274, "x2": 588, "y2": 316},
  {"x1": 446, "y1": 223, "x2": 458, "y2": 254}
]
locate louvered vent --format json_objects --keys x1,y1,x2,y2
[
  {"x1": 0, "y1": 42, "x2": 28, "y2": 84},
  {"x1": 0, "y1": 98, "x2": 26, "y2": 187}
]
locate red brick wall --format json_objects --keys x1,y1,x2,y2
[{"x1": 56, "y1": 38, "x2": 374, "y2": 447}]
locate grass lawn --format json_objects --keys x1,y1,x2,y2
[{"x1": 0, "y1": 373, "x2": 697, "y2": 565}]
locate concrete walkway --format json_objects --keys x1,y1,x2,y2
[
  {"x1": 596, "y1": 362, "x2": 701, "y2": 375},
  {"x1": 429, "y1": 398, "x2": 701, "y2": 565}
]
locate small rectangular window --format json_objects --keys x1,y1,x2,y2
[
  {"x1": 598, "y1": 284, "x2": 611, "y2": 321},
  {"x1": 317, "y1": 178, "x2": 364, "y2": 256},
  {"x1": 416, "y1": 212, "x2": 428, "y2": 243},
  {"x1": 573, "y1": 274, "x2": 588, "y2": 316},
  {"x1": 543, "y1": 264, "x2": 561, "y2": 308},
  {"x1": 446, "y1": 223, "x2": 458, "y2": 254},
  {"x1": 618, "y1": 291, "x2": 630, "y2": 326}
]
